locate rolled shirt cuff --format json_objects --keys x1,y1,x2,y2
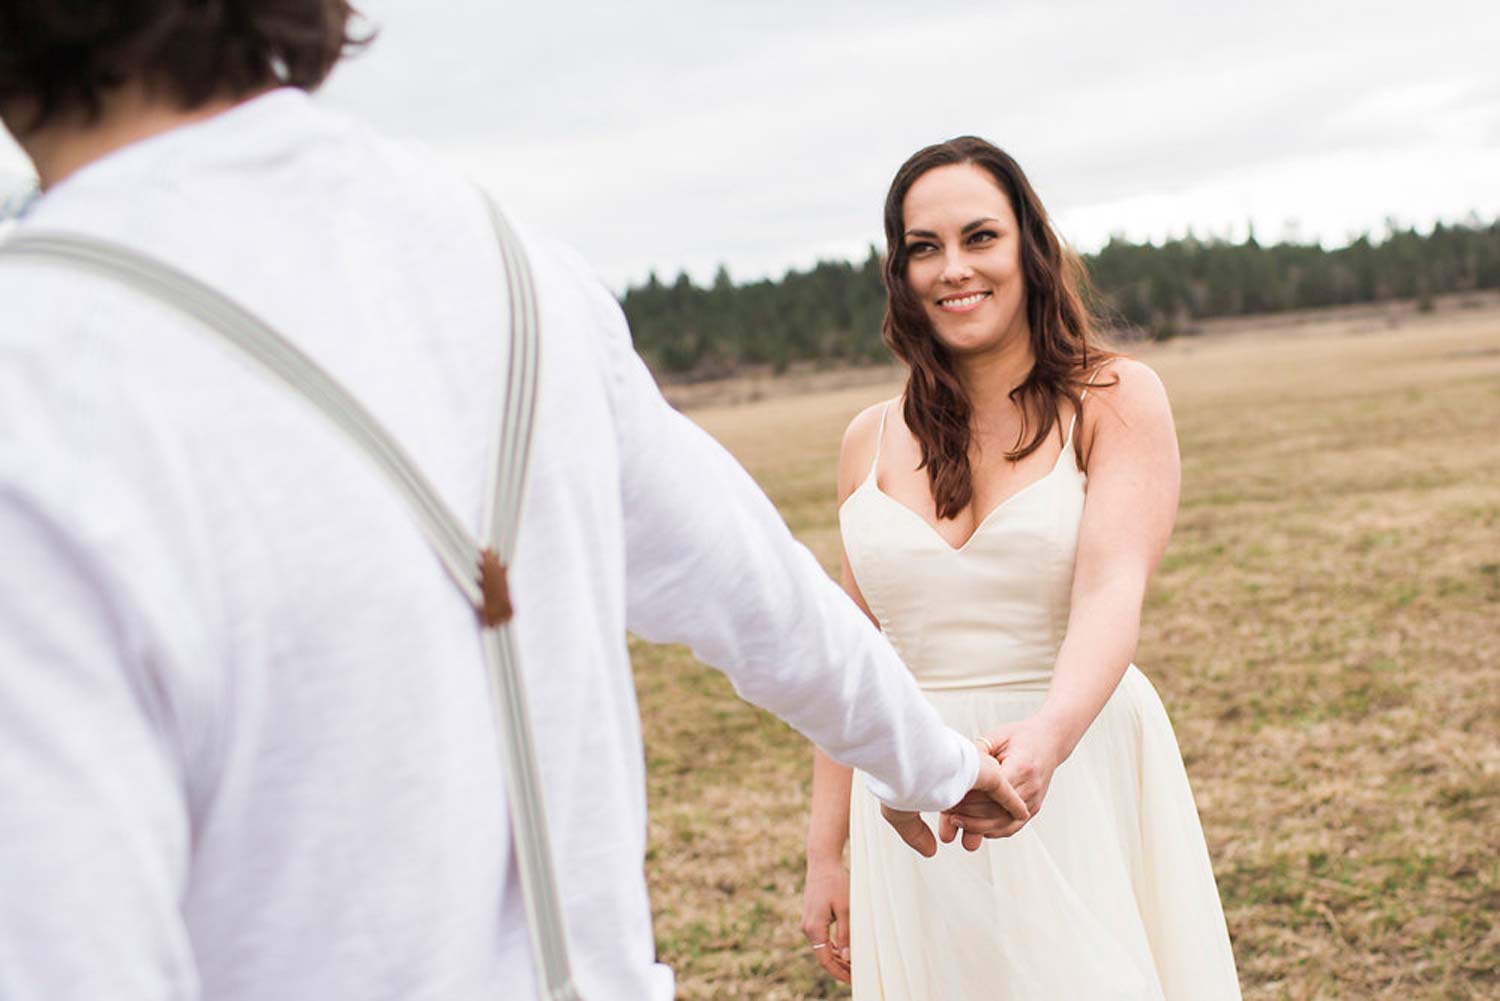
[{"x1": 863, "y1": 727, "x2": 979, "y2": 813}]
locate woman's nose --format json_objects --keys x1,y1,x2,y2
[{"x1": 941, "y1": 253, "x2": 974, "y2": 284}]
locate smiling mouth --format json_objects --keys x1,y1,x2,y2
[{"x1": 936, "y1": 290, "x2": 991, "y2": 311}]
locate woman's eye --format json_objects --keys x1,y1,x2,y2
[
  {"x1": 968, "y1": 230, "x2": 998, "y2": 245},
  {"x1": 906, "y1": 241, "x2": 936, "y2": 255}
]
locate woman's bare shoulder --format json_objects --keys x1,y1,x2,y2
[
  {"x1": 1080, "y1": 358, "x2": 1173, "y2": 464},
  {"x1": 837, "y1": 399, "x2": 896, "y2": 499},
  {"x1": 1087, "y1": 357, "x2": 1170, "y2": 417},
  {"x1": 841, "y1": 399, "x2": 892, "y2": 453}
]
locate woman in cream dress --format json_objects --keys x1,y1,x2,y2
[{"x1": 800, "y1": 137, "x2": 1241, "y2": 999}]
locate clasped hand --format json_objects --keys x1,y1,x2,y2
[{"x1": 879, "y1": 718, "x2": 1063, "y2": 856}]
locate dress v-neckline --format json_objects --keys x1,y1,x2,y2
[{"x1": 858, "y1": 440, "x2": 1078, "y2": 553}]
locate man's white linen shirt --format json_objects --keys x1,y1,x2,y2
[{"x1": 0, "y1": 90, "x2": 978, "y2": 1001}]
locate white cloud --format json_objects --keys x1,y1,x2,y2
[
  {"x1": 322, "y1": 0, "x2": 1499, "y2": 288},
  {"x1": 5, "y1": 1, "x2": 1497, "y2": 288}
]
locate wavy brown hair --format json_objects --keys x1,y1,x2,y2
[
  {"x1": 882, "y1": 135, "x2": 1116, "y2": 520},
  {"x1": 0, "y1": 0, "x2": 373, "y2": 135}
]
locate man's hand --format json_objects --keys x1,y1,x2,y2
[
  {"x1": 880, "y1": 743, "x2": 1029, "y2": 856},
  {"x1": 879, "y1": 803, "x2": 939, "y2": 858}
]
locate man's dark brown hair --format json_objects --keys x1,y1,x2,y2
[{"x1": 0, "y1": 1, "x2": 371, "y2": 135}]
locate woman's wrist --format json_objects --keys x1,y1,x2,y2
[
  {"x1": 805, "y1": 845, "x2": 846, "y2": 871},
  {"x1": 1029, "y1": 707, "x2": 1080, "y2": 765}
]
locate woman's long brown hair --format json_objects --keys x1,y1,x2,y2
[{"x1": 882, "y1": 136, "x2": 1116, "y2": 520}]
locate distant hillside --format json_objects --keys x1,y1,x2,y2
[{"x1": 620, "y1": 217, "x2": 1500, "y2": 379}]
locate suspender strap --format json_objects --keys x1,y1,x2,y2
[{"x1": 0, "y1": 199, "x2": 584, "y2": 1001}]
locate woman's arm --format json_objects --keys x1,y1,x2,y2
[
  {"x1": 1039, "y1": 358, "x2": 1180, "y2": 756},
  {"x1": 803, "y1": 744, "x2": 854, "y2": 982},
  {"x1": 971, "y1": 359, "x2": 1181, "y2": 820},
  {"x1": 800, "y1": 404, "x2": 885, "y2": 982}
]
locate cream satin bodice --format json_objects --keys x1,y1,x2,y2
[{"x1": 839, "y1": 403, "x2": 1087, "y2": 691}]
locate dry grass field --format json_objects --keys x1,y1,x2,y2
[{"x1": 635, "y1": 300, "x2": 1500, "y2": 1000}]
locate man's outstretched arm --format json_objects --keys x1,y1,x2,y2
[{"x1": 572, "y1": 262, "x2": 1020, "y2": 821}]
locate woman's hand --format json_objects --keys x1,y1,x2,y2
[
  {"x1": 888, "y1": 745, "x2": 1031, "y2": 855},
  {"x1": 986, "y1": 718, "x2": 1064, "y2": 818},
  {"x1": 800, "y1": 860, "x2": 852, "y2": 983},
  {"x1": 942, "y1": 720, "x2": 1065, "y2": 845}
]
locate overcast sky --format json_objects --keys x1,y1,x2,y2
[{"x1": 4, "y1": 1, "x2": 1498, "y2": 290}]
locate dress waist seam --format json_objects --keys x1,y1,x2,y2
[{"x1": 916, "y1": 673, "x2": 1054, "y2": 694}]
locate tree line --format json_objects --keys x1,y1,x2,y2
[{"x1": 619, "y1": 217, "x2": 1500, "y2": 378}]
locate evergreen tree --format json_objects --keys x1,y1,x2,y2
[{"x1": 618, "y1": 218, "x2": 1500, "y2": 378}]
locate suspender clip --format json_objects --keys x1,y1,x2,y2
[{"x1": 478, "y1": 548, "x2": 513, "y2": 627}]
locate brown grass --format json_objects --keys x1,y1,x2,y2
[{"x1": 635, "y1": 302, "x2": 1500, "y2": 999}]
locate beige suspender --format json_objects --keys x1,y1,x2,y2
[{"x1": 0, "y1": 198, "x2": 585, "y2": 1001}]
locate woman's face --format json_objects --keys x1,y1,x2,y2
[{"x1": 900, "y1": 162, "x2": 1028, "y2": 357}]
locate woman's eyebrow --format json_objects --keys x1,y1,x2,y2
[{"x1": 904, "y1": 217, "x2": 1001, "y2": 239}]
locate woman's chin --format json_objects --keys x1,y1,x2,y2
[
  {"x1": 930, "y1": 311, "x2": 1028, "y2": 359},
  {"x1": 934, "y1": 329, "x2": 1006, "y2": 358}
]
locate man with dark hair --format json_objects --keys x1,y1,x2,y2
[
  {"x1": 0, "y1": 0, "x2": 365, "y2": 132},
  {"x1": 0, "y1": 4, "x2": 1020, "y2": 999}
]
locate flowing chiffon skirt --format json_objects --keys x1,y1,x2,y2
[{"x1": 848, "y1": 667, "x2": 1242, "y2": 1000}]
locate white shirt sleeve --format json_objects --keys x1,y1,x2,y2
[
  {"x1": 576, "y1": 270, "x2": 979, "y2": 812},
  {"x1": 0, "y1": 493, "x2": 199, "y2": 1000}
]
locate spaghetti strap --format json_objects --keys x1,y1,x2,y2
[
  {"x1": 867, "y1": 401, "x2": 894, "y2": 482},
  {"x1": 1065, "y1": 365, "x2": 1108, "y2": 444}
]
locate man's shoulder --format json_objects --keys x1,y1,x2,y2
[
  {"x1": 0, "y1": 257, "x2": 112, "y2": 361},
  {"x1": 507, "y1": 222, "x2": 632, "y2": 355}
]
